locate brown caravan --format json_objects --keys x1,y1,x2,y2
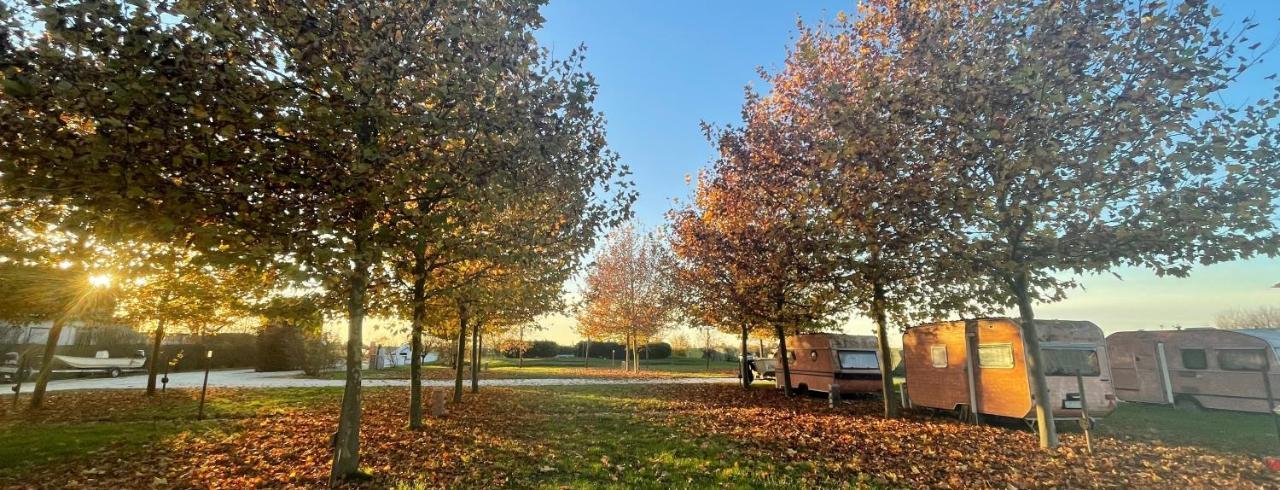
[
  {"x1": 903, "y1": 318, "x2": 1117, "y2": 421},
  {"x1": 776, "y1": 333, "x2": 882, "y2": 394},
  {"x1": 1107, "y1": 329, "x2": 1280, "y2": 413}
]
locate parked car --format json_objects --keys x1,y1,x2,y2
[
  {"x1": 775, "y1": 333, "x2": 882, "y2": 394},
  {"x1": 902, "y1": 318, "x2": 1116, "y2": 422},
  {"x1": 1107, "y1": 328, "x2": 1280, "y2": 413},
  {"x1": 0, "y1": 352, "x2": 23, "y2": 383}
]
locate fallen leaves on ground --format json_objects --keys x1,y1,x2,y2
[
  {"x1": 632, "y1": 385, "x2": 1280, "y2": 488},
  {"x1": 0, "y1": 384, "x2": 1275, "y2": 489}
]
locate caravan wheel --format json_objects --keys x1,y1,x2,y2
[{"x1": 1174, "y1": 396, "x2": 1203, "y2": 413}]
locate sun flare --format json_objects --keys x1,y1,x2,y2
[{"x1": 87, "y1": 273, "x2": 112, "y2": 288}]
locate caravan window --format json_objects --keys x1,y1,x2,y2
[
  {"x1": 838, "y1": 350, "x2": 879, "y2": 370},
  {"x1": 1220, "y1": 349, "x2": 1267, "y2": 371},
  {"x1": 1181, "y1": 349, "x2": 1208, "y2": 370},
  {"x1": 1042, "y1": 348, "x2": 1100, "y2": 376},
  {"x1": 930, "y1": 345, "x2": 948, "y2": 368},
  {"x1": 977, "y1": 344, "x2": 1015, "y2": 368}
]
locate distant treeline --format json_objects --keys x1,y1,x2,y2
[{"x1": 501, "y1": 341, "x2": 673, "y2": 360}]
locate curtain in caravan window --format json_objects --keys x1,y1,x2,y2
[
  {"x1": 1219, "y1": 349, "x2": 1267, "y2": 371},
  {"x1": 1042, "y1": 348, "x2": 1101, "y2": 376},
  {"x1": 977, "y1": 344, "x2": 1014, "y2": 368},
  {"x1": 838, "y1": 350, "x2": 879, "y2": 369},
  {"x1": 930, "y1": 345, "x2": 947, "y2": 368}
]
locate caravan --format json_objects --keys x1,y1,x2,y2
[
  {"x1": 1107, "y1": 328, "x2": 1280, "y2": 413},
  {"x1": 902, "y1": 318, "x2": 1116, "y2": 421},
  {"x1": 776, "y1": 333, "x2": 883, "y2": 394}
]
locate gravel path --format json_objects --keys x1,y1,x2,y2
[{"x1": 1, "y1": 369, "x2": 739, "y2": 392}]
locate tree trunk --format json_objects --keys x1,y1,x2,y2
[
  {"x1": 705, "y1": 333, "x2": 711, "y2": 371},
  {"x1": 1015, "y1": 272, "x2": 1059, "y2": 449},
  {"x1": 408, "y1": 244, "x2": 428, "y2": 429},
  {"x1": 518, "y1": 326, "x2": 524, "y2": 368},
  {"x1": 872, "y1": 281, "x2": 899, "y2": 418},
  {"x1": 740, "y1": 325, "x2": 751, "y2": 390},
  {"x1": 775, "y1": 323, "x2": 792, "y2": 397},
  {"x1": 146, "y1": 316, "x2": 168, "y2": 396},
  {"x1": 28, "y1": 318, "x2": 66, "y2": 410},
  {"x1": 583, "y1": 337, "x2": 591, "y2": 368},
  {"x1": 633, "y1": 336, "x2": 641, "y2": 371},
  {"x1": 470, "y1": 322, "x2": 480, "y2": 394},
  {"x1": 330, "y1": 266, "x2": 369, "y2": 484},
  {"x1": 453, "y1": 302, "x2": 468, "y2": 403},
  {"x1": 623, "y1": 333, "x2": 631, "y2": 372}
]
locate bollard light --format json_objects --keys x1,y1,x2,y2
[{"x1": 198, "y1": 350, "x2": 213, "y2": 420}]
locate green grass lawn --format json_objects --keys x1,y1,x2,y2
[
  {"x1": 322, "y1": 356, "x2": 742, "y2": 380},
  {"x1": 1097, "y1": 401, "x2": 1280, "y2": 455},
  {"x1": 467, "y1": 385, "x2": 838, "y2": 488}
]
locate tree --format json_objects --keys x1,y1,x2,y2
[
  {"x1": 669, "y1": 112, "x2": 848, "y2": 396},
  {"x1": 1216, "y1": 307, "x2": 1280, "y2": 329},
  {"x1": 738, "y1": 7, "x2": 981, "y2": 417},
  {"x1": 668, "y1": 334, "x2": 691, "y2": 355},
  {"x1": 578, "y1": 226, "x2": 679, "y2": 372},
  {"x1": 115, "y1": 245, "x2": 271, "y2": 395},
  {"x1": 0, "y1": 206, "x2": 120, "y2": 409},
  {"x1": 2, "y1": 0, "x2": 631, "y2": 480},
  {"x1": 885, "y1": 0, "x2": 1280, "y2": 448}
]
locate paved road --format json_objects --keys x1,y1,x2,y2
[{"x1": 1, "y1": 369, "x2": 739, "y2": 392}]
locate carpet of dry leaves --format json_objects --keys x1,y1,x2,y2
[
  {"x1": 633, "y1": 386, "x2": 1280, "y2": 488},
  {"x1": 0, "y1": 384, "x2": 1275, "y2": 489}
]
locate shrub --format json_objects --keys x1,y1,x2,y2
[
  {"x1": 301, "y1": 333, "x2": 342, "y2": 376},
  {"x1": 256, "y1": 323, "x2": 305, "y2": 372},
  {"x1": 637, "y1": 342, "x2": 671, "y2": 359}
]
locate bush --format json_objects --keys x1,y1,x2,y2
[
  {"x1": 257, "y1": 323, "x2": 306, "y2": 372},
  {"x1": 576, "y1": 340, "x2": 625, "y2": 359},
  {"x1": 637, "y1": 342, "x2": 672, "y2": 360},
  {"x1": 301, "y1": 333, "x2": 342, "y2": 376}
]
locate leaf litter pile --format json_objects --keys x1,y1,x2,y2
[{"x1": 0, "y1": 384, "x2": 1275, "y2": 488}]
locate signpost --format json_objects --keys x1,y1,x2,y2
[{"x1": 198, "y1": 350, "x2": 212, "y2": 420}]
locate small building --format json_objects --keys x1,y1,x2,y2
[
  {"x1": 776, "y1": 333, "x2": 883, "y2": 394},
  {"x1": 371, "y1": 345, "x2": 439, "y2": 369},
  {"x1": 903, "y1": 318, "x2": 1116, "y2": 421},
  {"x1": 1, "y1": 321, "x2": 82, "y2": 347},
  {"x1": 1107, "y1": 328, "x2": 1280, "y2": 413}
]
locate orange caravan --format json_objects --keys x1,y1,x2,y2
[
  {"x1": 776, "y1": 333, "x2": 882, "y2": 394},
  {"x1": 1107, "y1": 329, "x2": 1280, "y2": 413},
  {"x1": 903, "y1": 318, "x2": 1117, "y2": 421}
]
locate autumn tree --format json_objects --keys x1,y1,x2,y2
[
  {"x1": 578, "y1": 226, "x2": 679, "y2": 372},
  {"x1": 114, "y1": 246, "x2": 271, "y2": 396},
  {"x1": 0, "y1": 207, "x2": 118, "y2": 409},
  {"x1": 1, "y1": 0, "x2": 630, "y2": 480},
  {"x1": 741, "y1": 5, "x2": 983, "y2": 417},
  {"x1": 885, "y1": 0, "x2": 1280, "y2": 447},
  {"x1": 669, "y1": 110, "x2": 848, "y2": 396},
  {"x1": 670, "y1": 221, "x2": 768, "y2": 388}
]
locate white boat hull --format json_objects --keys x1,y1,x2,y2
[{"x1": 53, "y1": 355, "x2": 146, "y2": 370}]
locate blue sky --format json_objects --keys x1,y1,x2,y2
[{"x1": 526, "y1": 1, "x2": 1280, "y2": 345}]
